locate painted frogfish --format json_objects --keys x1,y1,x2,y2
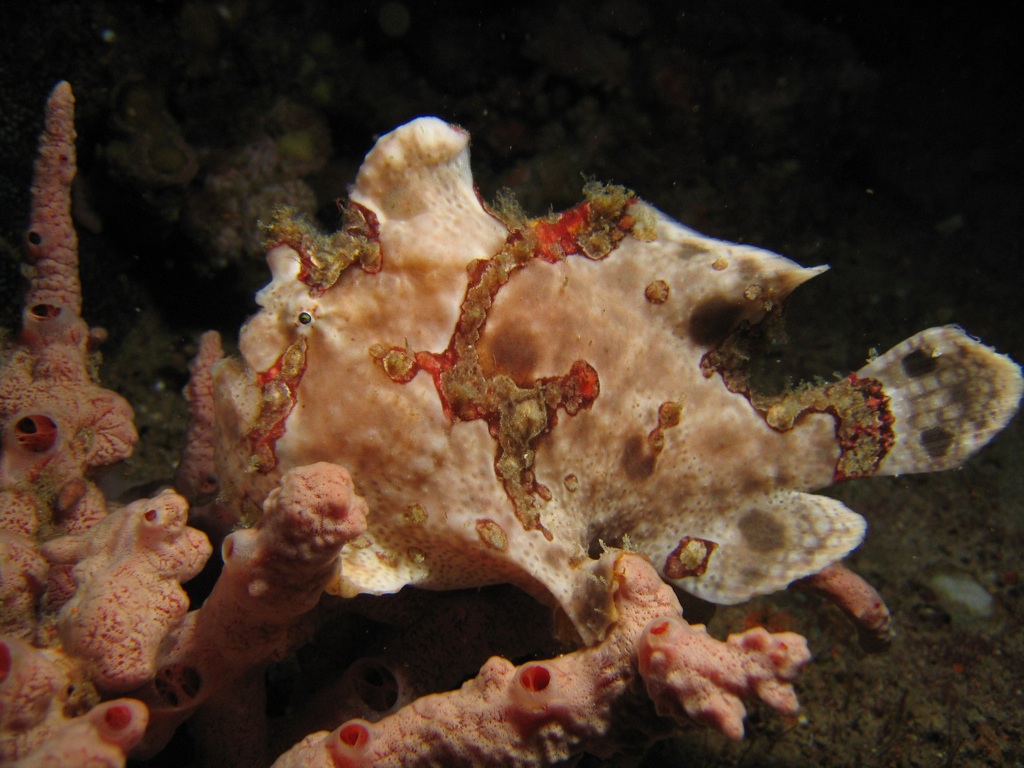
[{"x1": 213, "y1": 117, "x2": 1022, "y2": 641}]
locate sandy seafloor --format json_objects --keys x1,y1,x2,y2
[{"x1": 2, "y1": 1, "x2": 1021, "y2": 766}]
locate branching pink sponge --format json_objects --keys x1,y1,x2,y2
[
  {"x1": 174, "y1": 331, "x2": 224, "y2": 510},
  {"x1": 0, "y1": 532, "x2": 47, "y2": 639},
  {"x1": 41, "y1": 491, "x2": 211, "y2": 692},
  {"x1": 1, "y1": 80, "x2": 136, "y2": 544},
  {"x1": 133, "y1": 463, "x2": 369, "y2": 763},
  {"x1": 1, "y1": 636, "x2": 79, "y2": 762},
  {"x1": 270, "y1": 553, "x2": 810, "y2": 767},
  {"x1": 7, "y1": 698, "x2": 148, "y2": 768},
  {"x1": 0, "y1": 636, "x2": 144, "y2": 767},
  {"x1": 195, "y1": 462, "x2": 368, "y2": 670},
  {"x1": 638, "y1": 616, "x2": 809, "y2": 740}
]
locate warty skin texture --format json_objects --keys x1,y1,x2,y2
[{"x1": 214, "y1": 116, "x2": 1022, "y2": 643}]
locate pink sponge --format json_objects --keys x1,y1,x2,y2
[
  {"x1": 9, "y1": 698, "x2": 148, "y2": 768},
  {"x1": 42, "y1": 490, "x2": 211, "y2": 692},
  {"x1": 638, "y1": 615, "x2": 810, "y2": 740}
]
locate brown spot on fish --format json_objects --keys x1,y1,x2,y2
[
  {"x1": 738, "y1": 508, "x2": 786, "y2": 552},
  {"x1": 901, "y1": 347, "x2": 938, "y2": 378},
  {"x1": 920, "y1": 426, "x2": 954, "y2": 458},
  {"x1": 948, "y1": 383, "x2": 971, "y2": 406},
  {"x1": 621, "y1": 433, "x2": 657, "y2": 480},
  {"x1": 687, "y1": 296, "x2": 745, "y2": 347},
  {"x1": 479, "y1": 325, "x2": 541, "y2": 385}
]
